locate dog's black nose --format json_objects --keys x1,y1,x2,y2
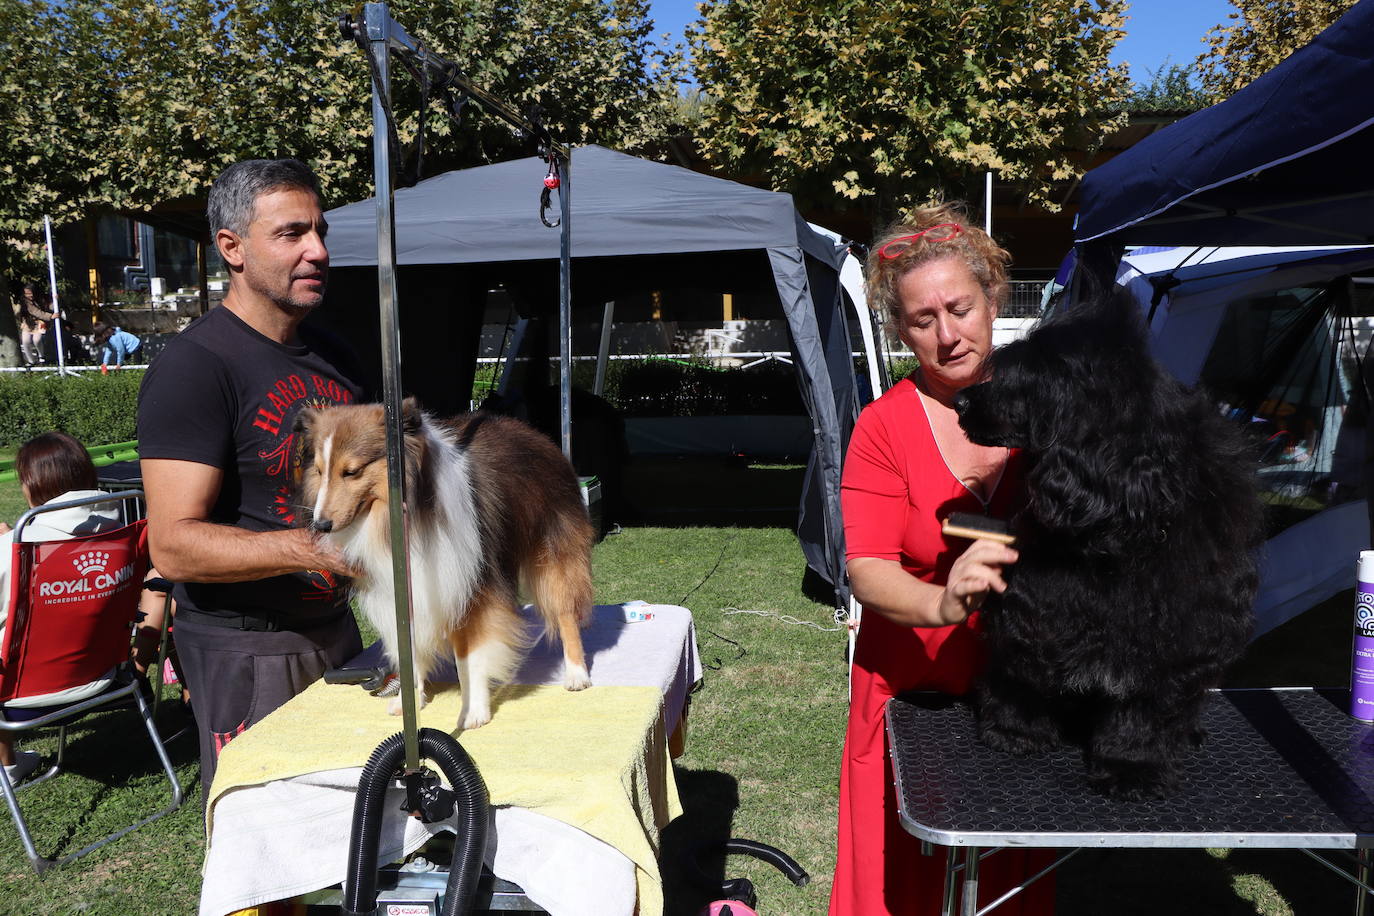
[
  {"x1": 953, "y1": 391, "x2": 972, "y2": 416},
  {"x1": 311, "y1": 518, "x2": 333, "y2": 533}
]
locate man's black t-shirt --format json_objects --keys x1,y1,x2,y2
[{"x1": 137, "y1": 305, "x2": 367, "y2": 624}]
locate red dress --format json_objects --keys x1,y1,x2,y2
[{"x1": 829, "y1": 377, "x2": 1053, "y2": 915}]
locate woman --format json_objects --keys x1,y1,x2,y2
[
  {"x1": 0, "y1": 432, "x2": 124, "y2": 784},
  {"x1": 830, "y1": 204, "x2": 1052, "y2": 914},
  {"x1": 16, "y1": 284, "x2": 56, "y2": 366}
]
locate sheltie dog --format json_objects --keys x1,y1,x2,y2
[{"x1": 291, "y1": 398, "x2": 595, "y2": 730}]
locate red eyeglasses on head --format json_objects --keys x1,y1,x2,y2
[{"x1": 877, "y1": 223, "x2": 962, "y2": 261}]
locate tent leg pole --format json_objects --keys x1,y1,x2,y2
[{"x1": 594, "y1": 300, "x2": 614, "y2": 397}]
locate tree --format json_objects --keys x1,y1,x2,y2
[
  {"x1": 93, "y1": 0, "x2": 686, "y2": 206},
  {"x1": 689, "y1": 0, "x2": 1131, "y2": 228},
  {"x1": 0, "y1": 0, "x2": 120, "y2": 360},
  {"x1": 1125, "y1": 61, "x2": 1209, "y2": 114},
  {"x1": 0, "y1": 0, "x2": 686, "y2": 365},
  {"x1": 1195, "y1": 0, "x2": 1359, "y2": 101}
]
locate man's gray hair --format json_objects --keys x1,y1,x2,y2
[{"x1": 207, "y1": 159, "x2": 321, "y2": 237}]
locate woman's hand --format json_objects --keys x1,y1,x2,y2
[
  {"x1": 936, "y1": 538, "x2": 1019, "y2": 625},
  {"x1": 0, "y1": 521, "x2": 10, "y2": 536}
]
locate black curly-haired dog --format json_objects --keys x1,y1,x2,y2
[{"x1": 953, "y1": 298, "x2": 1264, "y2": 800}]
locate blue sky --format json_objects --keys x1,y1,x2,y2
[{"x1": 645, "y1": 0, "x2": 1239, "y2": 80}]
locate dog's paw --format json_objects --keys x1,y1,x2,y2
[
  {"x1": 978, "y1": 721, "x2": 1057, "y2": 756},
  {"x1": 386, "y1": 689, "x2": 430, "y2": 716},
  {"x1": 563, "y1": 663, "x2": 592, "y2": 691},
  {"x1": 1087, "y1": 760, "x2": 1176, "y2": 801},
  {"x1": 458, "y1": 707, "x2": 492, "y2": 730}
]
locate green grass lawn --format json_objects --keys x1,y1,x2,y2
[{"x1": 0, "y1": 460, "x2": 1362, "y2": 914}]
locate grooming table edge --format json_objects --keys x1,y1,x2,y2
[
  {"x1": 887, "y1": 687, "x2": 1374, "y2": 850},
  {"x1": 886, "y1": 688, "x2": 1374, "y2": 914}
]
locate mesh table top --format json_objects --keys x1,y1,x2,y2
[{"x1": 886, "y1": 688, "x2": 1374, "y2": 849}]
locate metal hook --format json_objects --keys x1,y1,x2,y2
[{"x1": 540, "y1": 155, "x2": 562, "y2": 228}]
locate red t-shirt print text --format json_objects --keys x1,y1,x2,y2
[{"x1": 252, "y1": 373, "x2": 358, "y2": 604}]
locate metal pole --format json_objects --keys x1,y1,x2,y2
[
  {"x1": 984, "y1": 172, "x2": 993, "y2": 236},
  {"x1": 363, "y1": 1, "x2": 421, "y2": 772},
  {"x1": 594, "y1": 301, "x2": 613, "y2": 397},
  {"x1": 961, "y1": 846, "x2": 981, "y2": 916},
  {"x1": 1356, "y1": 847, "x2": 1371, "y2": 916},
  {"x1": 43, "y1": 216, "x2": 67, "y2": 374},
  {"x1": 941, "y1": 847, "x2": 959, "y2": 916},
  {"x1": 558, "y1": 153, "x2": 572, "y2": 459}
]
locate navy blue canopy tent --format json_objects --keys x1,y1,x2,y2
[
  {"x1": 1071, "y1": 0, "x2": 1374, "y2": 637},
  {"x1": 1075, "y1": 0, "x2": 1374, "y2": 249}
]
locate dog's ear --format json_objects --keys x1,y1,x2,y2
[
  {"x1": 398, "y1": 397, "x2": 434, "y2": 508},
  {"x1": 401, "y1": 396, "x2": 424, "y2": 437},
  {"x1": 1029, "y1": 445, "x2": 1114, "y2": 532},
  {"x1": 1031, "y1": 443, "x2": 1184, "y2": 545},
  {"x1": 1120, "y1": 451, "x2": 1185, "y2": 528},
  {"x1": 289, "y1": 407, "x2": 319, "y2": 486}
]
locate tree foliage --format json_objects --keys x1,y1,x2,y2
[
  {"x1": 1195, "y1": 0, "x2": 1359, "y2": 101},
  {"x1": 689, "y1": 0, "x2": 1131, "y2": 227},
  {"x1": 1123, "y1": 61, "x2": 1209, "y2": 114},
  {"x1": 0, "y1": 0, "x2": 685, "y2": 363}
]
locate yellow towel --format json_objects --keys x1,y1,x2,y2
[{"x1": 209, "y1": 681, "x2": 681, "y2": 915}]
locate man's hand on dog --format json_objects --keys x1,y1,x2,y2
[
  {"x1": 939, "y1": 539, "x2": 1018, "y2": 625},
  {"x1": 289, "y1": 527, "x2": 363, "y2": 579}
]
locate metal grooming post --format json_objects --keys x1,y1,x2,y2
[
  {"x1": 558, "y1": 156, "x2": 572, "y2": 458},
  {"x1": 350, "y1": 1, "x2": 572, "y2": 769},
  {"x1": 358, "y1": 2, "x2": 423, "y2": 771}
]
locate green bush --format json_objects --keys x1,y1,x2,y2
[
  {"x1": 0, "y1": 369, "x2": 144, "y2": 447},
  {"x1": 494, "y1": 357, "x2": 808, "y2": 418},
  {"x1": 583, "y1": 358, "x2": 805, "y2": 417}
]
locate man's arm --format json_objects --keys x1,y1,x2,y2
[{"x1": 141, "y1": 457, "x2": 357, "y2": 582}]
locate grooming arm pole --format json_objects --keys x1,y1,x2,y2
[
  {"x1": 558, "y1": 155, "x2": 572, "y2": 459},
  {"x1": 360, "y1": 1, "x2": 422, "y2": 773}
]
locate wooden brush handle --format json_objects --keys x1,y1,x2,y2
[{"x1": 941, "y1": 514, "x2": 1017, "y2": 546}]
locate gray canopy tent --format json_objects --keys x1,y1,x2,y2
[{"x1": 321, "y1": 144, "x2": 861, "y2": 608}]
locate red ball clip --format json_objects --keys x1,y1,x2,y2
[{"x1": 543, "y1": 174, "x2": 560, "y2": 190}]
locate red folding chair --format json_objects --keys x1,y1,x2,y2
[{"x1": 0, "y1": 491, "x2": 184, "y2": 873}]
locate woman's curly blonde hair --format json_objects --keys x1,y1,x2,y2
[{"x1": 866, "y1": 202, "x2": 1011, "y2": 344}]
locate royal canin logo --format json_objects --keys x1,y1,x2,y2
[{"x1": 39, "y1": 556, "x2": 135, "y2": 597}]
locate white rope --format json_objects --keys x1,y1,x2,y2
[{"x1": 722, "y1": 606, "x2": 844, "y2": 632}]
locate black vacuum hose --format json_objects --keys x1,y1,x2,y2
[
  {"x1": 691, "y1": 836, "x2": 811, "y2": 902},
  {"x1": 342, "y1": 728, "x2": 490, "y2": 916},
  {"x1": 722, "y1": 838, "x2": 810, "y2": 886}
]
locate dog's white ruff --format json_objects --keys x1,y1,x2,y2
[{"x1": 330, "y1": 417, "x2": 515, "y2": 729}]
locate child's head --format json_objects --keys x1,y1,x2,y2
[
  {"x1": 16, "y1": 432, "x2": 98, "y2": 507},
  {"x1": 91, "y1": 321, "x2": 114, "y2": 343}
]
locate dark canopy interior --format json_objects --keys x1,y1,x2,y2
[{"x1": 317, "y1": 145, "x2": 861, "y2": 607}]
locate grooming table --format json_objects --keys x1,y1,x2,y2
[
  {"x1": 199, "y1": 602, "x2": 700, "y2": 916},
  {"x1": 886, "y1": 688, "x2": 1374, "y2": 916}
]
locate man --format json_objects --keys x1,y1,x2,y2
[{"x1": 138, "y1": 158, "x2": 367, "y2": 798}]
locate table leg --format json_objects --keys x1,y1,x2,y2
[
  {"x1": 1357, "y1": 848, "x2": 1372, "y2": 916},
  {"x1": 961, "y1": 846, "x2": 981, "y2": 916},
  {"x1": 942, "y1": 847, "x2": 960, "y2": 916}
]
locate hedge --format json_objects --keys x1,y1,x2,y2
[
  {"x1": 0, "y1": 369, "x2": 144, "y2": 447},
  {"x1": 0, "y1": 357, "x2": 819, "y2": 448}
]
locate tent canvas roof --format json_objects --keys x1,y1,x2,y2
[
  {"x1": 1074, "y1": 0, "x2": 1374, "y2": 246},
  {"x1": 326, "y1": 144, "x2": 839, "y2": 268},
  {"x1": 322, "y1": 145, "x2": 859, "y2": 609}
]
